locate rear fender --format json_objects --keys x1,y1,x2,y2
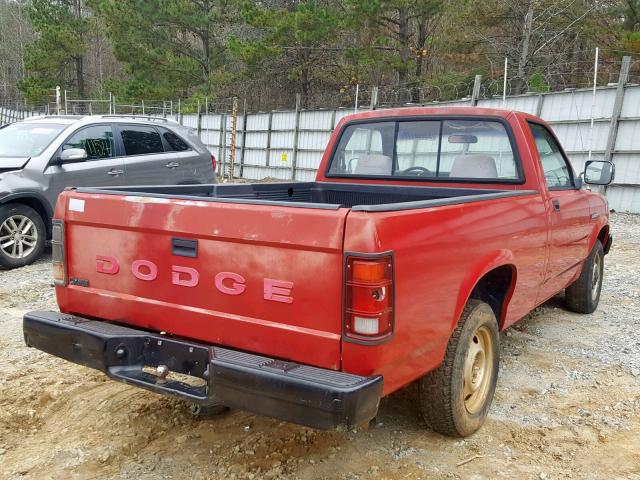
[{"x1": 452, "y1": 249, "x2": 516, "y2": 332}]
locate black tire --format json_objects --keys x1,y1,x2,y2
[
  {"x1": 189, "y1": 402, "x2": 229, "y2": 418},
  {"x1": 0, "y1": 203, "x2": 46, "y2": 269},
  {"x1": 418, "y1": 299, "x2": 500, "y2": 437},
  {"x1": 565, "y1": 240, "x2": 604, "y2": 314}
]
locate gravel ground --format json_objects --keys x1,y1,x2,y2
[{"x1": 0, "y1": 213, "x2": 639, "y2": 480}]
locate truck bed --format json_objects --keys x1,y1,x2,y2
[
  {"x1": 53, "y1": 181, "x2": 537, "y2": 373},
  {"x1": 79, "y1": 182, "x2": 534, "y2": 212}
]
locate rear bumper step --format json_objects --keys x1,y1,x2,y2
[{"x1": 23, "y1": 311, "x2": 382, "y2": 430}]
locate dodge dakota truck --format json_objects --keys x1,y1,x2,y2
[{"x1": 23, "y1": 107, "x2": 614, "y2": 437}]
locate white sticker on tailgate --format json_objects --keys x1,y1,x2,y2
[{"x1": 69, "y1": 198, "x2": 85, "y2": 212}]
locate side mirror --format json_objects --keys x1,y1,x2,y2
[
  {"x1": 583, "y1": 160, "x2": 614, "y2": 186},
  {"x1": 59, "y1": 148, "x2": 88, "y2": 163}
]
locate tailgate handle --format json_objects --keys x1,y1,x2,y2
[{"x1": 172, "y1": 238, "x2": 198, "y2": 258}]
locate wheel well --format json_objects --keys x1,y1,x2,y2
[
  {"x1": 469, "y1": 265, "x2": 515, "y2": 327},
  {"x1": 597, "y1": 225, "x2": 609, "y2": 249},
  {"x1": 1, "y1": 198, "x2": 51, "y2": 239}
]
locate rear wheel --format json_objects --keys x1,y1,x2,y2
[
  {"x1": 565, "y1": 240, "x2": 604, "y2": 314},
  {"x1": 418, "y1": 300, "x2": 499, "y2": 437},
  {"x1": 0, "y1": 204, "x2": 46, "y2": 269}
]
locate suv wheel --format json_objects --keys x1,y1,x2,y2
[{"x1": 0, "y1": 204, "x2": 46, "y2": 269}]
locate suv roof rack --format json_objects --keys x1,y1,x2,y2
[
  {"x1": 93, "y1": 114, "x2": 178, "y2": 124},
  {"x1": 23, "y1": 115, "x2": 85, "y2": 120}
]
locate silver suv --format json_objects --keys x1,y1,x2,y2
[{"x1": 0, "y1": 115, "x2": 216, "y2": 268}]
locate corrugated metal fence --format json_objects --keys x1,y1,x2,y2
[
  {"x1": 178, "y1": 84, "x2": 640, "y2": 212},
  {"x1": 3, "y1": 83, "x2": 640, "y2": 212}
]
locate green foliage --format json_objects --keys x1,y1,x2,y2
[
  {"x1": 529, "y1": 70, "x2": 551, "y2": 93},
  {"x1": 87, "y1": 0, "x2": 234, "y2": 98},
  {"x1": 16, "y1": 77, "x2": 54, "y2": 105},
  {"x1": 19, "y1": 0, "x2": 88, "y2": 102},
  {"x1": 11, "y1": 0, "x2": 639, "y2": 108},
  {"x1": 230, "y1": 0, "x2": 341, "y2": 102}
]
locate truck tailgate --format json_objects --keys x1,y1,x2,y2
[{"x1": 55, "y1": 191, "x2": 348, "y2": 370}]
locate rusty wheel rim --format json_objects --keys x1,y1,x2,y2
[{"x1": 463, "y1": 325, "x2": 494, "y2": 414}]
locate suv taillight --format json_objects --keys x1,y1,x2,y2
[
  {"x1": 344, "y1": 253, "x2": 394, "y2": 344},
  {"x1": 211, "y1": 153, "x2": 217, "y2": 173},
  {"x1": 52, "y1": 219, "x2": 67, "y2": 286}
]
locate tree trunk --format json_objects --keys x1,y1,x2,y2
[
  {"x1": 76, "y1": 56, "x2": 85, "y2": 98},
  {"x1": 202, "y1": 0, "x2": 211, "y2": 93},
  {"x1": 516, "y1": 1, "x2": 534, "y2": 94},
  {"x1": 412, "y1": 17, "x2": 429, "y2": 103},
  {"x1": 74, "y1": 0, "x2": 86, "y2": 98},
  {"x1": 397, "y1": 6, "x2": 410, "y2": 87}
]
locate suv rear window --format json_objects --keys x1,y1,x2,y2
[
  {"x1": 120, "y1": 126, "x2": 165, "y2": 155},
  {"x1": 162, "y1": 130, "x2": 190, "y2": 151},
  {"x1": 327, "y1": 119, "x2": 520, "y2": 182}
]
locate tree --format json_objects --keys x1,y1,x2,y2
[
  {"x1": 231, "y1": 0, "x2": 341, "y2": 107},
  {"x1": 343, "y1": 0, "x2": 444, "y2": 88},
  {"x1": 0, "y1": 0, "x2": 33, "y2": 102},
  {"x1": 89, "y1": 0, "x2": 236, "y2": 99},
  {"x1": 19, "y1": 0, "x2": 88, "y2": 102},
  {"x1": 466, "y1": 0, "x2": 600, "y2": 93}
]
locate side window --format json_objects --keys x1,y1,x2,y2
[
  {"x1": 120, "y1": 126, "x2": 165, "y2": 156},
  {"x1": 528, "y1": 122, "x2": 574, "y2": 189},
  {"x1": 62, "y1": 125, "x2": 114, "y2": 160},
  {"x1": 162, "y1": 130, "x2": 190, "y2": 152}
]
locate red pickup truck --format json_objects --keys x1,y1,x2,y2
[{"x1": 24, "y1": 107, "x2": 614, "y2": 437}]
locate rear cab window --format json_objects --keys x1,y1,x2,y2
[
  {"x1": 327, "y1": 118, "x2": 521, "y2": 182},
  {"x1": 119, "y1": 126, "x2": 165, "y2": 156}
]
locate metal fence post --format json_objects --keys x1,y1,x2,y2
[
  {"x1": 240, "y1": 99, "x2": 247, "y2": 178},
  {"x1": 197, "y1": 99, "x2": 202, "y2": 134},
  {"x1": 369, "y1": 86, "x2": 379, "y2": 110},
  {"x1": 291, "y1": 93, "x2": 301, "y2": 180},
  {"x1": 221, "y1": 113, "x2": 227, "y2": 178},
  {"x1": 603, "y1": 56, "x2": 631, "y2": 193},
  {"x1": 535, "y1": 94, "x2": 545, "y2": 117},
  {"x1": 265, "y1": 111, "x2": 273, "y2": 168},
  {"x1": 471, "y1": 75, "x2": 482, "y2": 106},
  {"x1": 604, "y1": 56, "x2": 631, "y2": 163},
  {"x1": 229, "y1": 97, "x2": 239, "y2": 179}
]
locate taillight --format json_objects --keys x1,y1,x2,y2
[
  {"x1": 211, "y1": 153, "x2": 217, "y2": 173},
  {"x1": 344, "y1": 253, "x2": 394, "y2": 344},
  {"x1": 51, "y1": 219, "x2": 67, "y2": 286}
]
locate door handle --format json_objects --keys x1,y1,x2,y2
[
  {"x1": 165, "y1": 162, "x2": 180, "y2": 169},
  {"x1": 552, "y1": 199, "x2": 561, "y2": 212},
  {"x1": 107, "y1": 169, "x2": 124, "y2": 176}
]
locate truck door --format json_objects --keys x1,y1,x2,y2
[{"x1": 528, "y1": 122, "x2": 593, "y2": 303}]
